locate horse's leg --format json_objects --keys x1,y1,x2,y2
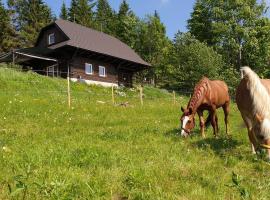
[
  {"x1": 264, "y1": 139, "x2": 270, "y2": 161},
  {"x1": 197, "y1": 109, "x2": 205, "y2": 138},
  {"x1": 241, "y1": 114, "x2": 257, "y2": 154},
  {"x1": 210, "y1": 106, "x2": 217, "y2": 138},
  {"x1": 222, "y1": 102, "x2": 230, "y2": 136},
  {"x1": 215, "y1": 113, "x2": 219, "y2": 134}
]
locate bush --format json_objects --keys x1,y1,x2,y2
[{"x1": 164, "y1": 32, "x2": 236, "y2": 94}]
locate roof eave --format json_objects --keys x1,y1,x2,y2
[{"x1": 63, "y1": 44, "x2": 151, "y2": 69}]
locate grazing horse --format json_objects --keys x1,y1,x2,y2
[
  {"x1": 180, "y1": 77, "x2": 230, "y2": 138},
  {"x1": 236, "y1": 66, "x2": 270, "y2": 160}
]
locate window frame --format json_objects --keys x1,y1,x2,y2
[
  {"x1": 99, "y1": 66, "x2": 106, "y2": 77},
  {"x1": 48, "y1": 33, "x2": 55, "y2": 45},
  {"x1": 85, "y1": 63, "x2": 93, "y2": 75}
]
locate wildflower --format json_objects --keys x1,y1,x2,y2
[{"x1": 2, "y1": 146, "x2": 11, "y2": 153}]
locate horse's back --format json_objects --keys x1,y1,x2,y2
[
  {"x1": 208, "y1": 80, "x2": 230, "y2": 104},
  {"x1": 261, "y1": 79, "x2": 270, "y2": 93},
  {"x1": 236, "y1": 78, "x2": 252, "y2": 116},
  {"x1": 210, "y1": 80, "x2": 229, "y2": 92},
  {"x1": 236, "y1": 78, "x2": 270, "y2": 119}
]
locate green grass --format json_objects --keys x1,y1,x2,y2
[{"x1": 0, "y1": 66, "x2": 270, "y2": 199}]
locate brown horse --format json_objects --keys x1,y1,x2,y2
[
  {"x1": 180, "y1": 77, "x2": 230, "y2": 138},
  {"x1": 236, "y1": 66, "x2": 270, "y2": 160}
]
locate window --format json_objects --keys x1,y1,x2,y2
[
  {"x1": 99, "y1": 66, "x2": 106, "y2": 77},
  {"x1": 48, "y1": 33, "x2": 55, "y2": 45},
  {"x1": 85, "y1": 63, "x2": 93, "y2": 75}
]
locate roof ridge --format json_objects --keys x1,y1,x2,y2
[{"x1": 56, "y1": 19, "x2": 122, "y2": 42}]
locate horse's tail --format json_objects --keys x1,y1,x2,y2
[{"x1": 205, "y1": 111, "x2": 212, "y2": 128}]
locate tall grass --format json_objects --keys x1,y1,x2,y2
[{"x1": 0, "y1": 67, "x2": 269, "y2": 199}]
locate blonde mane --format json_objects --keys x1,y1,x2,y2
[{"x1": 241, "y1": 66, "x2": 270, "y2": 119}]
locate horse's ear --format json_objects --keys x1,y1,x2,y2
[
  {"x1": 189, "y1": 107, "x2": 193, "y2": 114},
  {"x1": 181, "y1": 106, "x2": 185, "y2": 112},
  {"x1": 255, "y1": 113, "x2": 263, "y2": 123}
]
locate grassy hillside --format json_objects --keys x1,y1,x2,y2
[{"x1": 0, "y1": 66, "x2": 269, "y2": 199}]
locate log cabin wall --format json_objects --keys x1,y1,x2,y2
[{"x1": 70, "y1": 56, "x2": 119, "y2": 84}]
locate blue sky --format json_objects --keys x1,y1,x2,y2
[
  {"x1": 3, "y1": 0, "x2": 269, "y2": 39},
  {"x1": 48, "y1": 0, "x2": 196, "y2": 39},
  {"x1": 3, "y1": 0, "x2": 195, "y2": 39}
]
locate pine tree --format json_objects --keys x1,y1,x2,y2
[
  {"x1": 0, "y1": 0, "x2": 19, "y2": 53},
  {"x1": 60, "y1": 1, "x2": 68, "y2": 20},
  {"x1": 118, "y1": 0, "x2": 129, "y2": 17},
  {"x1": 135, "y1": 12, "x2": 169, "y2": 85},
  {"x1": 68, "y1": 0, "x2": 78, "y2": 22},
  {"x1": 116, "y1": 0, "x2": 139, "y2": 48},
  {"x1": 8, "y1": 0, "x2": 53, "y2": 47},
  {"x1": 68, "y1": 0, "x2": 95, "y2": 27},
  {"x1": 95, "y1": 0, "x2": 115, "y2": 34},
  {"x1": 187, "y1": 1, "x2": 212, "y2": 45}
]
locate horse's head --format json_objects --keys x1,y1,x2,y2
[{"x1": 180, "y1": 106, "x2": 195, "y2": 137}]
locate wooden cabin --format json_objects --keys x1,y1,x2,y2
[{"x1": 0, "y1": 19, "x2": 150, "y2": 87}]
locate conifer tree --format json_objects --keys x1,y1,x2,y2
[
  {"x1": 95, "y1": 0, "x2": 115, "y2": 34},
  {"x1": 68, "y1": 0, "x2": 78, "y2": 22},
  {"x1": 7, "y1": 0, "x2": 53, "y2": 47},
  {"x1": 60, "y1": 1, "x2": 68, "y2": 20},
  {"x1": 118, "y1": 0, "x2": 129, "y2": 17},
  {"x1": 116, "y1": 0, "x2": 139, "y2": 48},
  {"x1": 68, "y1": 0, "x2": 95, "y2": 27},
  {"x1": 0, "y1": 0, "x2": 19, "y2": 53}
]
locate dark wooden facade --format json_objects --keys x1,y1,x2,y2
[
  {"x1": 71, "y1": 56, "x2": 118, "y2": 84},
  {"x1": 36, "y1": 25, "x2": 68, "y2": 48}
]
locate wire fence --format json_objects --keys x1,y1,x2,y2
[
  {"x1": 0, "y1": 66, "x2": 194, "y2": 109},
  {"x1": 0, "y1": 65, "x2": 237, "y2": 108}
]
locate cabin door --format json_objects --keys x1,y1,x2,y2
[{"x1": 119, "y1": 72, "x2": 132, "y2": 87}]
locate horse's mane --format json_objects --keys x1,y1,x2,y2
[
  {"x1": 188, "y1": 77, "x2": 210, "y2": 112},
  {"x1": 241, "y1": 66, "x2": 270, "y2": 119}
]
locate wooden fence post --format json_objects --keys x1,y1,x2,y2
[
  {"x1": 112, "y1": 85, "x2": 115, "y2": 105},
  {"x1": 67, "y1": 65, "x2": 71, "y2": 109},
  {"x1": 173, "y1": 91, "x2": 176, "y2": 105},
  {"x1": 139, "y1": 85, "x2": 143, "y2": 106},
  {"x1": 12, "y1": 49, "x2": 15, "y2": 65}
]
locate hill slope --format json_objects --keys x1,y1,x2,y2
[{"x1": 0, "y1": 66, "x2": 269, "y2": 199}]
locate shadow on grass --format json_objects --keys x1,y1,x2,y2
[
  {"x1": 164, "y1": 128, "x2": 201, "y2": 142},
  {"x1": 165, "y1": 128, "x2": 180, "y2": 137},
  {"x1": 165, "y1": 128, "x2": 241, "y2": 156},
  {"x1": 164, "y1": 128, "x2": 184, "y2": 143},
  {"x1": 194, "y1": 136, "x2": 240, "y2": 155}
]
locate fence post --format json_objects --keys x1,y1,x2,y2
[
  {"x1": 67, "y1": 65, "x2": 71, "y2": 109},
  {"x1": 173, "y1": 91, "x2": 176, "y2": 105},
  {"x1": 139, "y1": 85, "x2": 143, "y2": 106},
  {"x1": 112, "y1": 85, "x2": 115, "y2": 105},
  {"x1": 12, "y1": 49, "x2": 15, "y2": 65}
]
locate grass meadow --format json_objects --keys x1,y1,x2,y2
[{"x1": 0, "y1": 66, "x2": 270, "y2": 199}]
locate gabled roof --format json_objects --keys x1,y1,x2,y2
[{"x1": 50, "y1": 19, "x2": 150, "y2": 67}]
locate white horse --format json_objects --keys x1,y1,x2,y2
[{"x1": 236, "y1": 66, "x2": 270, "y2": 161}]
